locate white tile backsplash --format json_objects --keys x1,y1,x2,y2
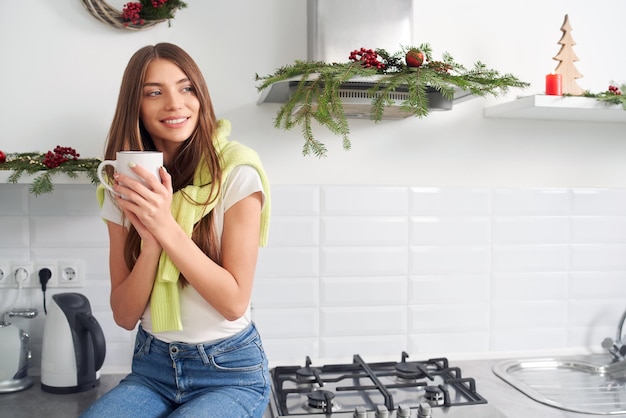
[
  {"x1": 266, "y1": 216, "x2": 319, "y2": 246},
  {"x1": 321, "y1": 247, "x2": 408, "y2": 276},
  {"x1": 570, "y1": 244, "x2": 626, "y2": 271},
  {"x1": 2, "y1": 183, "x2": 626, "y2": 371},
  {"x1": 410, "y1": 216, "x2": 491, "y2": 245},
  {"x1": 408, "y1": 304, "x2": 490, "y2": 333},
  {"x1": 320, "y1": 306, "x2": 407, "y2": 337},
  {"x1": 321, "y1": 186, "x2": 408, "y2": 215},
  {"x1": 571, "y1": 188, "x2": 626, "y2": 215},
  {"x1": 410, "y1": 187, "x2": 491, "y2": 216},
  {"x1": 492, "y1": 327, "x2": 568, "y2": 351},
  {"x1": 0, "y1": 216, "x2": 29, "y2": 248},
  {"x1": 410, "y1": 246, "x2": 491, "y2": 275},
  {"x1": 408, "y1": 332, "x2": 489, "y2": 354},
  {"x1": 492, "y1": 300, "x2": 568, "y2": 329},
  {"x1": 571, "y1": 216, "x2": 626, "y2": 244},
  {"x1": 492, "y1": 272, "x2": 568, "y2": 301},
  {"x1": 322, "y1": 216, "x2": 408, "y2": 246},
  {"x1": 0, "y1": 185, "x2": 28, "y2": 215},
  {"x1": 492, "y1": 244, "x2": 570, "y2": 273},
  {"x1": 492, "y1": 188, "x2": 570, "y2": 216},
  {"x1": 493, "y1": 216, "x2": 570, "y2": 245},
  {"x1": 320, "y1": 335, "x2": 408, "y2": 360},
  {"x1": 320, "y1": 276, "x2": 407, "y2": 306},
  {"x1": 408, "y1": 275, "x2": 490, "y2": 305},
  {"x1": 31, "y1": 215, "x2": 108, "y2": 247},
  {"x1": 570, "y1": 272, "x2": 626, "y2": 299}
]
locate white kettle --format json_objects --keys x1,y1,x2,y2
[
  {"x1": 41, "y1": 293, "x2": 106, "y2": 394},
  {"x1": 0, "y1": 308, "x2": 38, "y2": 393}
]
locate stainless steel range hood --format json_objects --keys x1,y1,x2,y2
[{"x1": 257, "y1": 0, "x2": 473, "y2": 119}]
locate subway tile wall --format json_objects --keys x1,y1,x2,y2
[{"x1": 1, "y1": 184, "x2": 626, "y2": 373}]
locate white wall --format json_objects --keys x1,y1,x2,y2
[
  {"x1": 1, "y1": 1, "x2": 626, "y2": 373},
  {"x1": 1, "y1": 1, "x2": 625, "y2": 187}
]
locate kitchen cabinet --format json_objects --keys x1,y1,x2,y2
[{"x1": 483, "y1": 94, "x2": 626, "y2": 123}]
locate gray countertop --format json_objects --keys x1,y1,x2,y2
[{"x1": 0, "y1": 356, "x2": 619, "y2": 418}]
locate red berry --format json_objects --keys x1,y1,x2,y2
[{"x1": 0, "y1": 150, "x2": 6, "y2": 164}]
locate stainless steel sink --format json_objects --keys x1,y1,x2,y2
[{"x1": 493, "y1": 354, "x2": 626, "y2": 415}]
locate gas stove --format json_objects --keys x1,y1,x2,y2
[{"x1": 266, "y1": 352, "x2": 506, "y2": 417}]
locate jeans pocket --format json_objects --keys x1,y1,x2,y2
[
  {"x1": 211, "y1": 341, "x2": 265, "y2": 372},
  {"x1": 132, "y1": 329, "x2": 150, "y2": 358}
]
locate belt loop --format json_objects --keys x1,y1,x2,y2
[
  {"x1": 144, "y1": 331, "x2": 153, "y2": 354},
  {"x1": 197, "y1": 343, "x2": 211, "y2": 364}
]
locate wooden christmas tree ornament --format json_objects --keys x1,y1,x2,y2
[{"x1": 552, "y1": 14, "x2": 584, "y2": 95}]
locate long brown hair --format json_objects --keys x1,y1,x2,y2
[{"x1": 103, "y1": 43, "x2": 223, "y2": 279}]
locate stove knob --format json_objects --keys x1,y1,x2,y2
[
  {"x1": 375, "y1": 405, "x2": 389, "y2": 418},
  {"x1": 396, "y1": 404, "x2": 411, "y2": 418},
  {"x1": 353, "y1": 406, "x2": 367, "y2": 418},
  {"x1": 417, "y1": 402, "x2": 433, "y2": 418}
]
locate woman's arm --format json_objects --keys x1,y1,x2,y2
[{"x1": 107, "y1": 221, "x2": 162, "y2": 330}]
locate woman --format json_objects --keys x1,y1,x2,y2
[{"x1": 81, "y1": 43, "x2": 271, "y2": 418}]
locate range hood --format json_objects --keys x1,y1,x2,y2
[{"x1": 257, "y1": 0, "x2": 473, "y2": 119}]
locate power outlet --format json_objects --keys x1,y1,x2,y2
[
  {"x1": 58, "y1": 260, "x2": 84, "y2": 287},
  {"x1": 0, "y1": 262, "x2": 10, "y2": 287},
  {"x1": 10, "y1": 261, "x2": 34, "y2": 287},
  {"x1": 34, "y1": 260, "x2": 58, "y2": 289}
]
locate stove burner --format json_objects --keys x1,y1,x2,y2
[
  {"x1": 296, "y1": 355, "x2": 325, "y2": 386},
  {"x1": 296, "y1": 367, "x2": 322, "y2": 379},
  {"x1": 424, "y1": 385, "x2": 445, "y2": 406},
  {"x1": 306, "y1": 390, "x2": 338, "y2": 413},
  {"x1": 395, "y1": 361, "x2": 428, "y2": 380}
]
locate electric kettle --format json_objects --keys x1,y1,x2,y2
[
  {"x1": 0, "y1": 308, "x2": 38, "y2": 393},
  {"x1": 41, "y1": 293, "x2": 106, "y2": 394}
]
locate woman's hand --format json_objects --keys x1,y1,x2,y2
[{"x1": 113, "y1": 165, "x2": 173, "y2": 248}]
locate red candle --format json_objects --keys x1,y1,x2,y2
[{"x1": 545, "y1": 73, "x2": 562, "y2": 95}]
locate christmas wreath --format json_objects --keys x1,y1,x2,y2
[
  {"x1": 255, "y1": 45, "x2": 530, "y2": 157},
  {"x1": 0, "y1": 147, "x2": 101, "y2": 196}
]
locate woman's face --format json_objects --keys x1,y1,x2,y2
[{"x1": 140, "y1": 58, "x2": 200, "y2": 153}]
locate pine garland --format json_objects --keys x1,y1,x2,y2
[
  {"x1": 256, "y1": 44, "x2": 530, "y2": 157},
  {"x1": 0, "y1": 151, "x2": 101, "y2": 196},
  {"x1": 580, "y1": 83, "x2": 626, "y2": 109}
]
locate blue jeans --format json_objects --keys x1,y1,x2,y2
[{"x1": 80, "y1": 323, "x2": 271, "y2": 418}]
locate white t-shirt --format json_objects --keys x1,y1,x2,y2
[{"x1": 100, "y1": 165, "x2": 265, "y2": 343}]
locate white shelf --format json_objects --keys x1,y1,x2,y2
[
  {"x1": 484, "y1": 95, "x2": 626, "y2": 123},
  {"x1": 0, "y1": 171, "x2": 94, "y2": 185}
]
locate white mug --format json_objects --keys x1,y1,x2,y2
[{"x1": 97, "y1": 151, "x2": 163, "y2": 194}]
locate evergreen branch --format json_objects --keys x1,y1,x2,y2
[{"x1": 31, "y1": 172, "x2": 53, "y2": 196}]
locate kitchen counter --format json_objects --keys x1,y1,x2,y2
[
  {"x1": 0, "y1": 374, "x2": 123, "y2": 418},
  {"x1": 0, "y1": 357, "x2": 619, "y2": 418}
]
